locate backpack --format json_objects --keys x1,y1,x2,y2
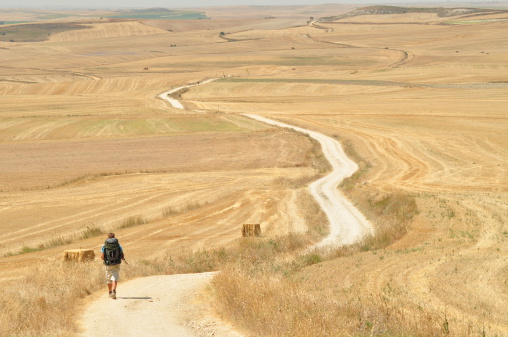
[{"x1": 103, "y1": 238, "x2": 123, "y2": 265}]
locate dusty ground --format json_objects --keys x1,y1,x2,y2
[
  {"x1": 79, "y1": 273, "x2": 242, "y2": 337},
  {"x1": 78, "y1": 108, "x2": 367, "y2": 336},
  {"x1": 1, "y1": 4, "x2": 507, "y2": 336}
]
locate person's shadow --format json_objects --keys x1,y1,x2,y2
[{"x1": 117, "y1": 297, "x2": 153, "y2": 300}]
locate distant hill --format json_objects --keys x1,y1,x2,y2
[
  {"x1": 0, "y1": 22, "x2": 89, "y2": 42},
  {"x1": 106, "y1": 8, "x2": 207, "y2": 20},
  {"x1": 192, "y1": 4, "x2": 358, "y2": 20},
  {"x1": 319, "y1": 5, "x2": 506, "y2": 22}
]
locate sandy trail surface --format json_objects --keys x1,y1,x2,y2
[
  {"x1": 158, "y1": 78, "x2": 217, "y2": 110},
  {"x1": 244, "y1": 114, "x2": 373, "y2": 248},
  {"x1": 79, "y1": 272, "x2": 241, "y2": 337},
  {"x1": 160, "y1": 81, "x2": 373, "y2": 247},
  {"x1": 79, "y1": 274, "x2": 210, "y2": 336},
  {"x1": 80, "y1": 82, "x2": 372, "y2": 336}
]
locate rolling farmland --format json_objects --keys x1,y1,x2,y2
[{"x1": 0, "y1": 4, "x2": 507, "y2": 336}]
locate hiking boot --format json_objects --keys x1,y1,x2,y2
[
  {"x1": 111, "y1": 291, "x2": 116, "y2": 299},
  {"x1": 109, "y1": 291, "x2": 112, "y2": 298}
]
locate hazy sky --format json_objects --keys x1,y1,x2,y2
[{"x1": 0, "y1": 0, "x2": 449, "y2": 9}]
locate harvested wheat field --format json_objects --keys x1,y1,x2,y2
[{"x1": 0, "y1": 4, "x2": 507, "y2": 337}]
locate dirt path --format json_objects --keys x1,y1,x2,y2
[
  {"x1": 80, "y1": 81, "x2": 373, "y2": 336},
  {"x1": 243, "y1": 114, "x2": 373, "y2": 248},
  {"x1": 158, "y1": 78, "x2": 217, "y2": 110},
  {"x1": 160, "y1": 80, "x2": 373, "y2": 247},
  {"x1": 79, "y1": 273, "x2": 242, "y2": 337}
]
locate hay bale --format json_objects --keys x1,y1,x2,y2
[
  {"x1": 242, "y1": 223, "x2": 261, "y2": 237},
  {"x1": 63, "y1": 249, "x2": 95, "y2": 262}
]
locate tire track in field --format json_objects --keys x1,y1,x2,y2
[
  {"x1": 0, "y1": 190, "x2": 172, "y2": 245},
  {"x1": 13, "y1": 119, "x2": 75, "y2": 141},
  {"x1": 0, "y1": 171, "x2": 254, "y2": 249},
  {"x1": 289, "y1": 116, "x2": 432, "y2": 190}
]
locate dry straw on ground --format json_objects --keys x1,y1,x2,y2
[{"x1": 1, "y1": 4, "x2": 507, "y2": 336}]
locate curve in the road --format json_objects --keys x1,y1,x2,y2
[
  {"x1": 244, "y1": 114, "x2": 373, "y2": 248},
  {"x1": 158, "y1": 78, "x2": 217, "y2": 110},
  {"x1": 159, "y1": 80, "x2": 373, "y2": 248}
]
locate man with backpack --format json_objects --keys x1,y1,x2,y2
[{"x1": 101, "y1": 233, "x2": 125, "y2": 299}]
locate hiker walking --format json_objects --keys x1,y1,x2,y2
[{"x1": 101, "y1": 233, "x2": 125, "y2": 299}]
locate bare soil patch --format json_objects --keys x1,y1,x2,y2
[{"x1": 78, "y1": 273, "x2": 241, "y2": 337}]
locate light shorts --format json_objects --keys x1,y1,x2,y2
[{"x1": 105, "y1": 264, "x2": 121, "y2": 283}]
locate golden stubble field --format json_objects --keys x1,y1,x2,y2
[{"x1": 0, "y1": 5, "x2": 507, "y2": 336}]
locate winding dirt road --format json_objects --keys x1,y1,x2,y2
[
  {"x1": 159, "y1": 81, "x2": 373, "y2": 247},
  {"x1": 79, "y1": 81, "x2": 373, "y2": 336},
  {"x1": 244, "y1": 114, "x2": 373, "y2": 248},
  {"x1": 158, "y1": 78, "x2": 217, "y2": 110}
]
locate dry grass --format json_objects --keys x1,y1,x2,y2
[
  {"x1": 0, "y1": 233, "x2": 309, "y2": 336},
  {"x1": 2, "y1": 225, "x2": 103, "y2": 258},
  {"x1": 0, "y1": 262, "x2": 102, "y2": 337},
  {"x1": 0, "y1": 178, "x2": 495, "y2": 336},
  {"x1": 213, "y1": 269, "x2": 453, "y2": 337},
  {"x1": 119, "y1": 215, "x2": 147, "y2": 229},
  {"x1": 1, "y1": 4, "x2": 507, "y2": 337},
  {"x1": 210, "y1": 197, "x2": 490, "y2": 337},
  {"x1": 162, "y1": 201, "x2": 209, "y2": 217},
  {"x1": 210, "y1": 180, "x2": 430, "y2": 337}
]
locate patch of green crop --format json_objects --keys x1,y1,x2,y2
[
  {"x1": 1, "y1": 21, "x2": 34, "y2": 25},
  {"x1": 0, "y1": 22, "x2": 89, "y2": 42},
  {"x1": 36, "y1": 14, "x2": 71, "y2": 20},
  {"x1": 447, "y1": 18, "x2": 508, "y2": 25},
  {"x1": 107, "y1": 9, "x2": 207, "y2": 20}
]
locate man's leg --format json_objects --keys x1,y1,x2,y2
[
  {"x1": 111, "y1": 265, "x2": 119, "y2": 299},
  {"x1": 111, "y1": 281, "x2": 117, "y2": 299},
  {"x1": 107, "y1": 280, "x2": 112, "y2": 297},
  {"x1": 106, "y1": 266, "x2": 113, "y2": 297}
]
